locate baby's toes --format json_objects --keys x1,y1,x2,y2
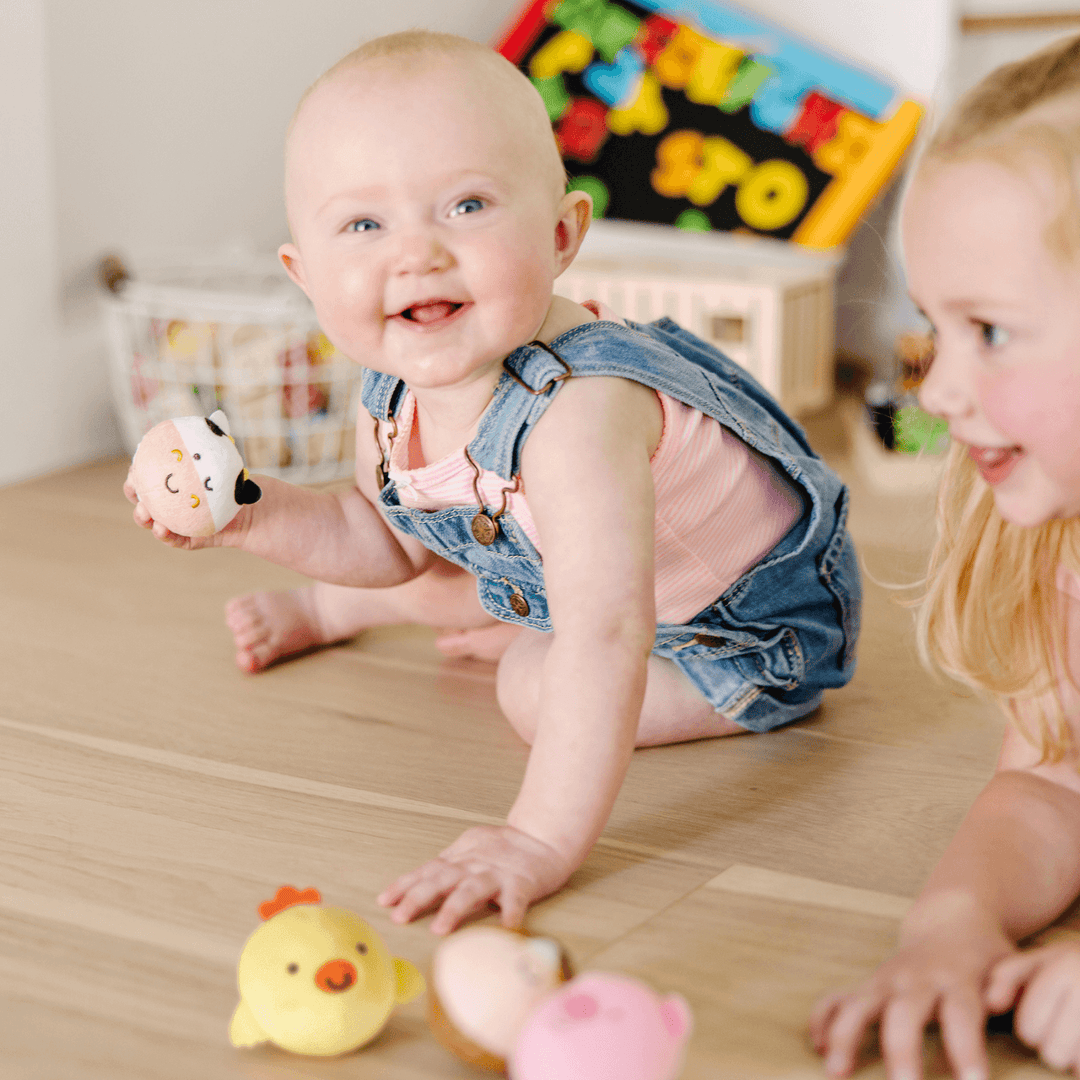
[
  {"x1": 235, "y1": 641, "x2": 278, "y2": 674},
  {"x1": 224, "y1": 598, "x2": 271, "y2": 669},
  {"x1": 225, "y1": 596, "x2": 265, "y2": 637}
]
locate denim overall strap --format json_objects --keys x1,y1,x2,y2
[
  {"x1": 630, "y1": 318, "x2": 818, "y2": 459},
  {"x1": 466, "y1": 344, "x2": 576, "y2": 476},
  {"x1": 469, "y1": 319, "x2": 824, "y2": 497},
  {"x1": 360, "y1": 367, "x2": 409, "y2": 422},
  {"x1": 359, "y1": 348, "x2": 572, "y2": 478}
]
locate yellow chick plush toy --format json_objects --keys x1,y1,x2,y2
[{"x1": 230, "y1": 886, "x2": 425, "y2": 1056}]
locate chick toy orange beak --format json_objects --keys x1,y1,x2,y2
[{"x1": 316, "y1": 959, "x2": 357, "y2": 993}]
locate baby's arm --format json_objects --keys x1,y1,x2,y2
[
  {"x1": 124, "y1": 418, "x2": 432, "y2": 588},
  {"x1": 379, "y1": 374, "x2": 662, "y2": 933},
  {"x1": 811, "y1": 587, "x2": 1080, "y2": 1080}
]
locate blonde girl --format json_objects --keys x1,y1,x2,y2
[{"x1": 811, "y1": 35, "x2": 1080, "y2": 1079}]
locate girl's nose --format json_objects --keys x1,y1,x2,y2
[
  {"x1": 394, "y1": 231, "x2": 453, "y2": 275},
  {"x1": 917, "y1": 347, "x2": 975, "y2": 422}
]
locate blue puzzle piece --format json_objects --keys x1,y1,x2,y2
[{"x1": 583, "y1": 46, "x2": 644, "y2": 107}]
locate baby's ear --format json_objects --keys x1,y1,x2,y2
[
  {"x1": 278, "y1": 242, "x2": 310, "y2": 296},
  {"x1": 553, "y1": 189, "x2": 593, "y2": 274}
]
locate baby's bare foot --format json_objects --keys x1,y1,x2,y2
[
  {"x1": 435, "y1": 623, "x2": 521, "y2": 662},
  {"x1": 225, "y1": 588, "x2": 340, "y2": 673}
]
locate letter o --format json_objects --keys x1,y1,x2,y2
[{"x1": 735, "y1": 160, "x2": 809, "y2": 231}]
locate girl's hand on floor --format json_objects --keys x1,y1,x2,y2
[
  {"x1": 809, "y1": 914, "x2": 1015, "y2": 1080},
  {"x1": 376, "y1": 824, "x2": 574, "y2": 935},
  {"x1": 986, "y1": 941, "x2": 1080, "y2": 1074}
]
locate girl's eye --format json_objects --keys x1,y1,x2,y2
[
  {"x1": 348, "y1": 218, "x2": 379, "y2": 233},
  {"x1": 979, "y1": 322, "x2": 1010, "y2": 348},
  {"x1": 450, "y1": 198, "x2": 484, "y2": 217}
]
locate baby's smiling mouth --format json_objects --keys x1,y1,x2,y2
[{"x1": 394, "y1": 300, "x2": 465, "y2": 325}]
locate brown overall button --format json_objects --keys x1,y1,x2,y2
[
  {"x1": 508, "y1": 593, "x2": 530, "y2": 618},
  {"x1": 471, "y1": 513, "x2": 498, "y2": 546}
]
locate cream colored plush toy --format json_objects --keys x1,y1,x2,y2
[{"x1": 428, "y1": 926, "x2": 573, "y2": 1071}]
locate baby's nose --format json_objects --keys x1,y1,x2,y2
[
  {"x1": 315, "y1": 958, "x2": 358, "y2": 993},
  {"x1": 395, "y1": 231, "x2": 453, "y2": 274}
]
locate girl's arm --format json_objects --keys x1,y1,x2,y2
[
  {"x1": 811, "y1": 586, "x2": 1080, "y2": 1080},
  {"x1": 125, "y1": 414, "x2": 433, "y2": 587},
  {"x1": 379, "y1": 374, "x2": 662, "y2": 933}
]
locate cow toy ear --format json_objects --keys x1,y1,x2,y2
[
  {"x1": 235, "y1": 471, "x2": 262, "y2": 506},
  {"x1": 207, "y1": 409, "x2": 232, "y2": 438}
]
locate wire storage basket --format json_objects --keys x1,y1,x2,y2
[{"x1": 100, "y1": 256, "x2": 360, "y2": 483}]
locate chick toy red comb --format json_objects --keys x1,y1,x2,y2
[{"x1": 258, "y1": 885, "x2": 322, "y2": 920}]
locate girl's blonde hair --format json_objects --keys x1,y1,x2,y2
[{"x1": 913, "y1": 34, "x2": 1080, "y2": 760}]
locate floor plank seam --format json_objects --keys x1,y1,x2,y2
[{"x1": 3, "y1": 715, "x2": 735, "y2": 871}]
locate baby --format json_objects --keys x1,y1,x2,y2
[{"x1": 127, "y1": 30, "x2": 861, "y2": 933}]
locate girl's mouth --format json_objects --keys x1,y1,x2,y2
[
  {"x1": 968, "y1": 444, "x2": 1023, "y2": 485},
  {"x1": 395, "y1": 300, "x2": 465, "y2": 326}
]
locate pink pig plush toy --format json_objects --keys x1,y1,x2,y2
[
  {"x1": 509, "y1": 972, "x2": 693, "y2": 1080},
  {"x1": 130, "y1": 410, "x2": 261, "y2": 537}
]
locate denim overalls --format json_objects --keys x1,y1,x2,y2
[{"x1": 362, "y1": 317, "x2": 861, "y2": 732}]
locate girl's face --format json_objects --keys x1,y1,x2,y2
[{"x1": 903, "y1": 157, "x2": 1080, "y2": 526}]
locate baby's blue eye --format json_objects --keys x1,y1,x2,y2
[
  {"x1": 348, "y1": 218, "x2": 379, "y2": 233},
  {"x1": 450, "y1": 198, "x2": 484, "y2": 217},
  {"x1": 979, "y1": 322, "x2": 1010, "y2": 348}
]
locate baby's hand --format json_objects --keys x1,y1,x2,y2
[
  {"x1": 809, "y1": 914, "x2": 1014, "y2": 1080},
  {"x1": 122, "y1": 466, "x2": 221, "y2": 550},
  {"x1": 986, "y1": 940, "x2": 1080, "y2": 1074},
  {"x1": 377, "y1": 824, "x2": 573, "y2": 935}
]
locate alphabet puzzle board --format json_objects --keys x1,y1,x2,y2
[{"x1": 497, "y1": 0, "x2": 923, "y2": 248}]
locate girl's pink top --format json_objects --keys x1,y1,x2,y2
[{"x1": 383, "y1": 304, "x2": 801, "y2": 625}]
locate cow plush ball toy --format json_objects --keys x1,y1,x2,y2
[{"x1": 131, "y1": 410, "x2": 261, "y2": 537}]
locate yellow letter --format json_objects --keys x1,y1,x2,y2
[
  {"x1": 529, "y1": 30, "x2": 594, "y2": 79},
  {"x1": 735, "y1": 160, "x2": 809, "y2": 231},
  {"x1": 608, "y1": 72, "x2": 668, "y2": 135},
  {"x1": 651, "y1": 130, "x2": 704, "y2": 199},
  {"x1": 686, "y1": 42, "x2": 744, "y2": 107},
  {"x1": 687, "y1": 136, "x2": 752, "y2": 206}
]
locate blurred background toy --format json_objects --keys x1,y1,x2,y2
[
  {"x1": 130, "y1": 408, "x2": 261, "y2": 536},
  {"x1": 510, "y1": 971, "x2": 693, "y2": 1080},
  {"x1": 864, "y1": 332, "x2": 948, "y2": 456},
  {"x1": 428, "y1": 925, "x2": 573, "y2": 1071},
  {"x1": 229, "y1": 885, "x2": 425, "y2": 1057}
]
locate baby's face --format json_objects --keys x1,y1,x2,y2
[
  {"x1": 280, "y1": 58, "x2": 568, "y2": 396},
  {"x1": 903, "y1": 156, "x2": 1080, "y2": 526}
]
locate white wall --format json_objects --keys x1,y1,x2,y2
[
  {"x1": 2, "y1": 0, "x2": 952, "y2": 488},
  {"x1": 0, "y1": 3, "x2": 71, "y2": 487}
]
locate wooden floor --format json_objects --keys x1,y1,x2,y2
[{"x1": 1, "y1": 399, "x2": 1072, "y2": 1079}]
